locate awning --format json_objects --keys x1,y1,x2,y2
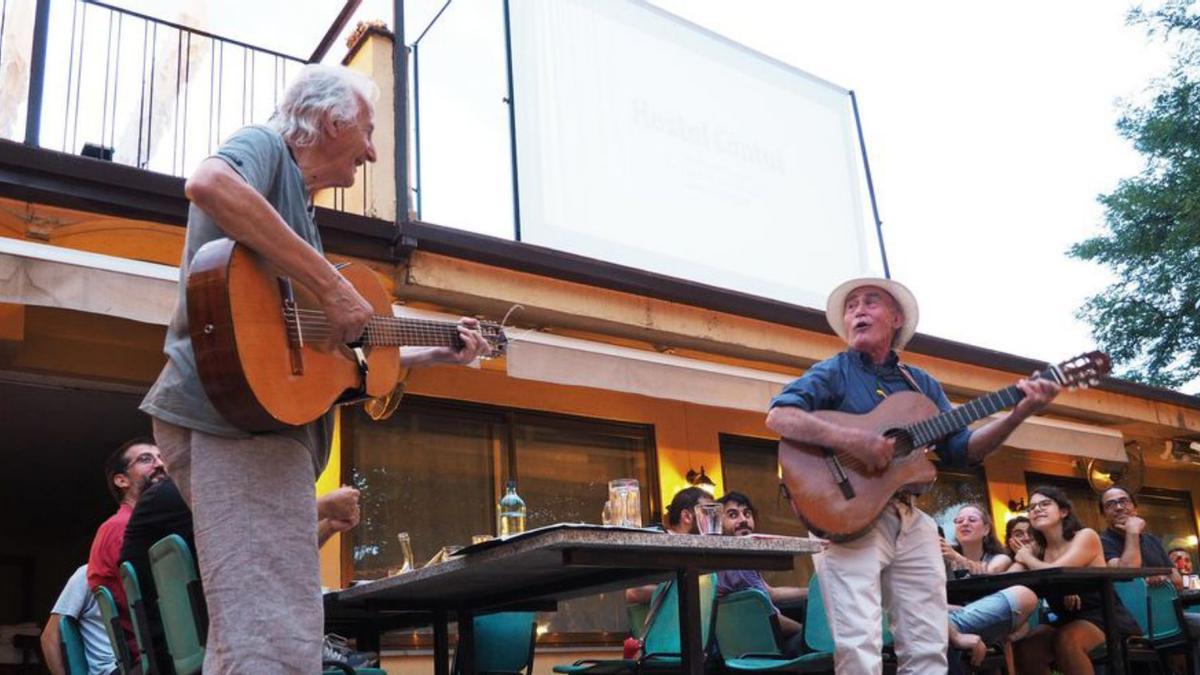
[
  {"x1": 973, "y1": 413, "x2": 1127, "y2": 464},
  {"x1": 0, "y1": 239, "x2": 1127, "y2": 463},
  {"x1": 0, "y1": 237, "x2": 176, "y2": 325}
]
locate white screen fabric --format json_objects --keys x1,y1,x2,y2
[{"x1": 509, "y1": 0, "x2": 881, "y2": 308}]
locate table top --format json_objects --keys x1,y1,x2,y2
[
  {"x1": 335, "y1": 524, "x2": 822, "y2": 612},
  {"x1": 947, "y1": 566, "x2": 1173, "y2": 602}
]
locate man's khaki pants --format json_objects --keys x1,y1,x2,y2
[
  {"x1": 815, "y1": 503, "x2": 948, "y2": 674},
  {"x1": 153, "y1": 418, "x2": 323, "y2": 674}
]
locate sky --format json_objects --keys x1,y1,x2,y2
[
  {"x1": 2, "y1": 0, "x2": 1183, "y2": 383},
  {"x1": 344, "y1": 0, "x2": 1179, "y2": 373}
]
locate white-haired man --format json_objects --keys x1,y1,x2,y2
[
  {"x1": 140, "y1": 64, "x2": 490, "y2": 671},
  {"x1": 766, "y1": 278, "x2": 1059, "y2": 674}
]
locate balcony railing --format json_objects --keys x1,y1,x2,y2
[{"x1": 0, "y1": 0, "x2": 372, "y2": 215}]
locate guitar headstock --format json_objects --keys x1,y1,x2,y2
[{"x1": 1045, "y1": 351, "x2": 1111, "y2": 390}]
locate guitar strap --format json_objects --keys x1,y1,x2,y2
[{"x1": 895, "y1": 363, "x2": 925, "y2": 398}]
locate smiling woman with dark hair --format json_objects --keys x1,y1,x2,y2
[
  {"x1": 941, "y1": 503, "x2": 1012, "y2": 575},
  {"x1": 1009, "y1": 485, "x2": 1141, "y2": 675}
]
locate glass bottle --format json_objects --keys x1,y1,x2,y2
[
  {"x1": 389, "y1": 531, "x2": 415, "y2": 576},
  {"x1": 498, "y1": 480, "x2": 527, "y2": 536}
]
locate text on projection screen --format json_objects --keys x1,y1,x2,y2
[{"x1": 509, "y1": 0, "x2": 881, "y2": 309}]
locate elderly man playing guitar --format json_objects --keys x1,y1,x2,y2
[
  {"x1": 767, "y1": 278, "x2": 1059, "y2": 674},
  {"x1": 140, "y1": 65, "x2": 491, "y2": 672}
]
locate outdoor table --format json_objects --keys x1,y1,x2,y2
[
  {"x1": 947, "y1": 566, "x2": 1172, "y2": 675},
  {"x1": 323, "y1": 590, "x2": 429, "y2": 654},
  {"x1": 331, "y1": 524, "x2": 822, "y2": 675}
]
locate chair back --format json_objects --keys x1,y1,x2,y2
[
  {"x1": 58, "y1": 615, "x2": 89, "y2": 675},
  {"x1": 641, "y1": 574, "x2": 718, "y2": 657},
  {"x1": 714, "y1": 589, "x2": 781, "y2": 659},
  {"x1": 92, "y1": 585, "x2": 133, "y2": 675},
  {"x1": 149, "y1": 534, "x2": 206, "y2": 675},
  {"x1": 1146, "y1": 580, "x2": 1185, "y2": 641},
  {"x1": 455, "y1": 611, "x2": 537, "y2": 674},
  {"x1": 806, "y1": 574, "x2": 892, "y2": 653},
  {"x1": 120, "y1": 561, "x2": 159, "y2": 674},
  {"x1": 1115, "y1": 579, "x2": 1150, "y2": 634}
]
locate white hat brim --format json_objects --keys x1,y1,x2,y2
[{"x1": 825, "y1": 277, "x2": 920, "y2": 350}]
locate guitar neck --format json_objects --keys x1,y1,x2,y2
[
  {"x1": 906, "y1": 385, "x2": 1025, "y2": 448},
  {"x1": 360, "y1": 316, "x2": 463, "y2": 349}
]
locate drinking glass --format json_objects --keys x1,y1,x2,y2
[
  {"x1": 389, "y1": 532, "x2": 415, "y2": 576},
  {"x1": 694, "y1": 502, "x2": 723, "y2": 535},
  {"x1": 608, "y1": 479, "x2": 642, "y2": 527},
  {"x1": 601, "y1": 500, "x2": 613, "y2": 526}
]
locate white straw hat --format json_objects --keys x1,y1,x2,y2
[{"x1": 825, "y1": 277, "x2": 920, "y2": 350}]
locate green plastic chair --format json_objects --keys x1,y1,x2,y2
[
  {"x1": 58, "y1": 615, "x2": 89, "y2": 675},
  {"x1": 714, "y1": 588, "x2": 831, "y2": 672},
  {"x1": 1145, "y1": 580, "x2": 1194, "y2": 671},
  {"x1": 553, "y1": 575, "x2": 717, "y2": 673},
  {"x1": 92, "y1": 585, "x2": 134, "y2": 675},
  {"x1": 150, "y1": 535, "x2": 386, "y2": 675},
  {"x1": 1087, "y1": 578, "x2": 1159, "y2": 671},
  {"x1": 149, "y1": 535, "x2": 206, "y2": 675},
  {"x1": 1115, "y1": 579, "x2": 1150, "y2": 634},
  {"x1": 120, "y1": 562, "x2": 161, "y2": 675},
  {"x1": 452, "y1": 611, "x2": 537, "y2": 674},
  {"x1": 804, "y1": 574, "x2": 893, "y2": 664}
]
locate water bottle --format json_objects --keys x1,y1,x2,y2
[{"x1": 498, "y1": 480, "x2": 527, "y2": 536}]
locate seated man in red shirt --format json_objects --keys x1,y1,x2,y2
[{"x1": 87, "y1": 437, "x2": 167, "y2": 661}]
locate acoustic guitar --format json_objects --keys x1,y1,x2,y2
[
  {"x1": 778, "y1": 351, "x2": 1111, "y2": 542},
  {"x1": 187, "y1": 238, "x2": 508, "y2": 432}
]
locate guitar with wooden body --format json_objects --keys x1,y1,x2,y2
[
  {"x1": 187, "y1": 238, "x2": 508, "y2": 432},
  {"x1": 778, "y1": 351, "x2": 1111, "y2": 542}
]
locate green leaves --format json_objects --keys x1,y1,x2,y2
[{"x1": 1070, "y1": 1, "x2": 1200, "y2": 390}]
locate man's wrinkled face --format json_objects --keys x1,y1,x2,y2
[
  {"x1": 721, "y1": 502, "x2": 755, "y2": 536},
  {"x1": 320, "y1": 97, "x2": 377, "y2": 188},
  {"x1": 842, "y1": 286, "x2": 904, "y2": 353}
]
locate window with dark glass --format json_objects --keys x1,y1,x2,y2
[
  {"x1": 915, "y1": 464, "x2": 991, "y2": 547},
  {"x1": 344, "y1": 396, "x2": 658, "y2": 643},
  {"x1": 718, "y1": 434, "x2": 813, "y2": 587}
]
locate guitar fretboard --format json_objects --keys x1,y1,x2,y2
[{"x1": 903, "y1": 385, "x2": 1026, "y2": 448}]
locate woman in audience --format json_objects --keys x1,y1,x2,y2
[
  {"x1": 1005, "y1": 514, "x2": 1035, "y2": 560},
  {"x1": 1010, "y1": 485, "x2": 1141, "y2": 675},
  {"x1": 941, "y1": 503, "x2": 1013, "y2": 575}
]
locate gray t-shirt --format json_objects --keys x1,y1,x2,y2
[
  {"x1": 52, "y1": 565, "x2": 118, "y2": 675},
  {"x1": 140, "y1": 125, "x2": 332, "y2": 473}
]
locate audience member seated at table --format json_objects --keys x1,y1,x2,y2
[
  {"x1": 624, "y1": 487, "x2": 713, "y2": 604},
  {"x1": 1009, "y1": 485, "x2": 1141, "y2": 675},
  {"x1": 941, "y1": 503, "x2": 1013, "y2": 576},
  {"x1": 40, "y1": 564, "x2": 118, "y2": 675},
  {"x1": 1005, "y1": 515, "x2": 1035, "y2": 561},
  {"x1": 89, "y1": 438, "x2": 168, "y2": 662},
  {"x1": 118, "y1": 477, "x2": 365, "y2": 671},
  {"x1": 713, "y1": 491, "x2": 806, "y2": 651},
  {"x1": 1098, "y1": 486, "x2": 1181, "y2": 588},
  {"x1": 1169, "y1": 547, "x2": 1194, "y2": 576}
]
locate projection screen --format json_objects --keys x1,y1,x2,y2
[{"x1": 508, "y1": 0, "x2": 883, "y2": 309}]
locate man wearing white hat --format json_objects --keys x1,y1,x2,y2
[{"x1": 766, "y1": 278, "x2": 1059, "y2": 674}]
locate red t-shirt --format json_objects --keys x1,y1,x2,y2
[{"x1": 88, "y1": 503, "x2": 137, "y2": 657}]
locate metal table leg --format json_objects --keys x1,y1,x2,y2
[
  {"x1": 433, "y1": 609, "x2": 450, "y2": 675},
  {"x1": 1101, "y1": 579, "x2": 1125, "y2": 675},
  {"x1": 676, "y1": 568, "x2": 704, "y2": 675}
]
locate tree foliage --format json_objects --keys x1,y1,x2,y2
[{"x1": 1070, "y1": 0, "x2": 1200, "y2": 390}]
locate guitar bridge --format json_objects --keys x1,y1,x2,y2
[
  {"x1": 278, "y1": 277, "x2": 304, "y2": 375},
  {"x1": 824, "y1": 448, "x2": 856, "y2": 500}
]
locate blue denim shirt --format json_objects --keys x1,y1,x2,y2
[{"x1": 770, "y1": 349, "x2": 971, "y2": 467}]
